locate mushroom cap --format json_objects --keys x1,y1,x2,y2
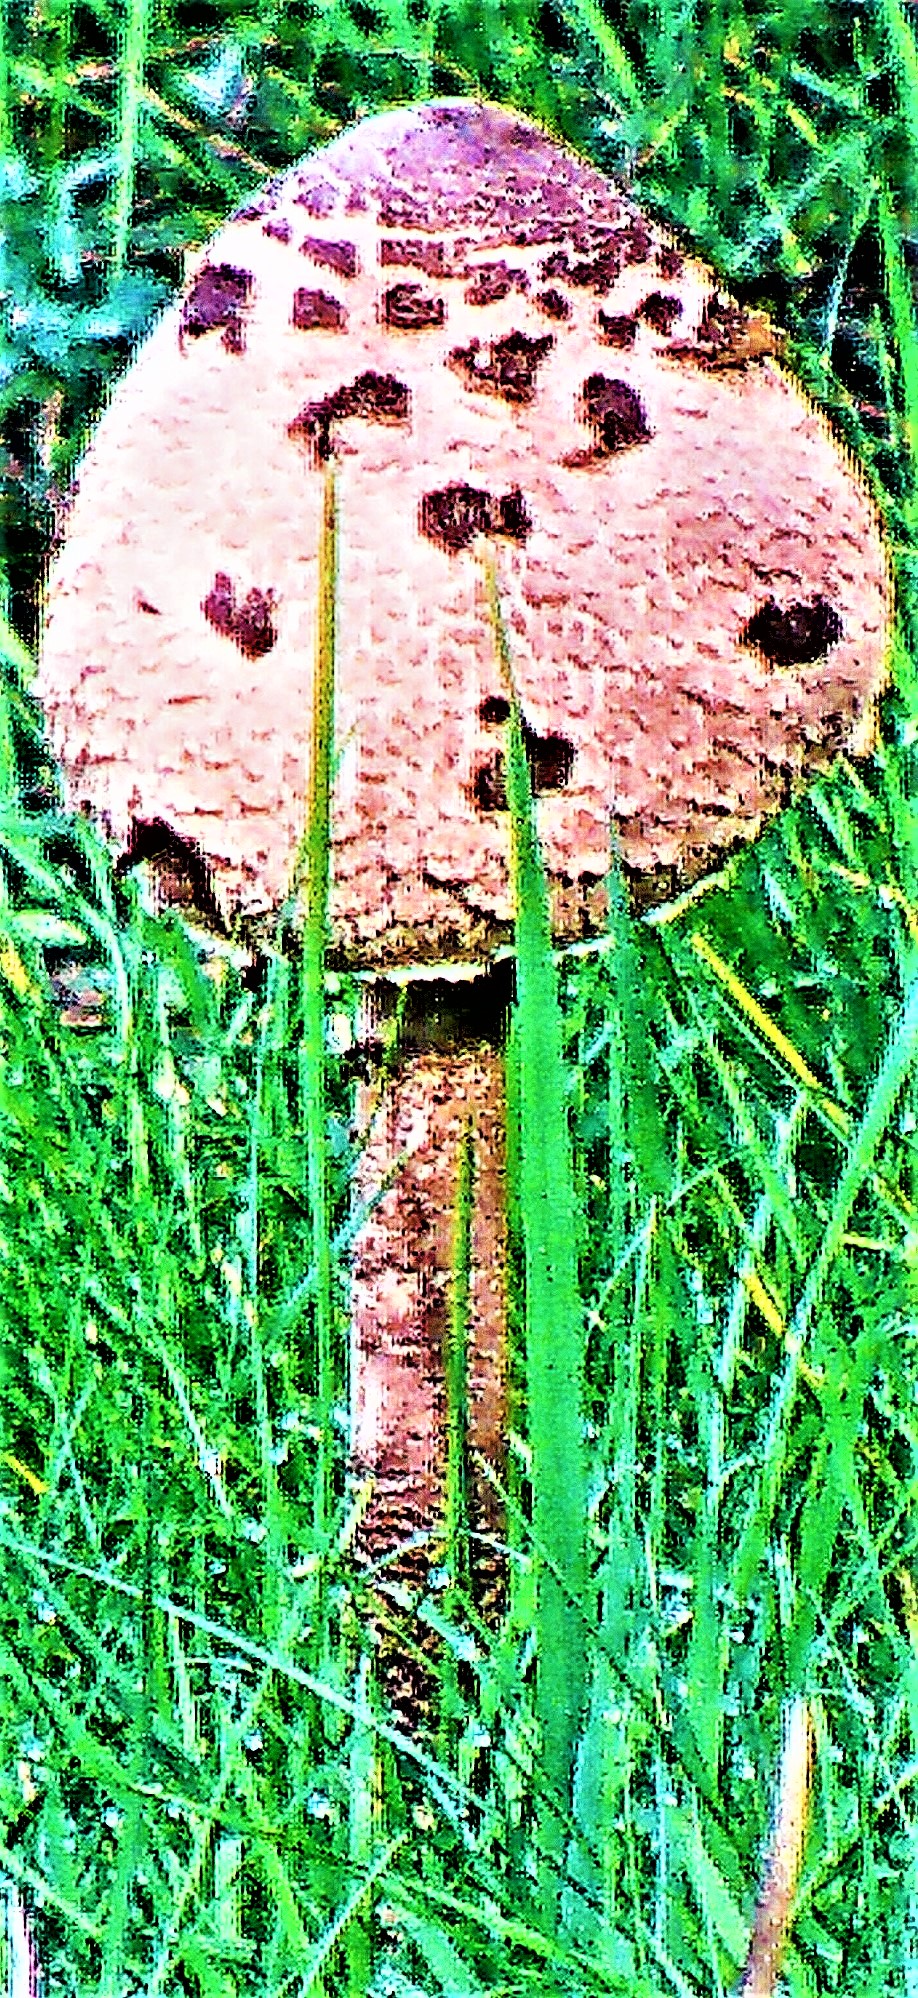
[{"x1": 38, "y1": 98, "x2": 891, "y2": 968}]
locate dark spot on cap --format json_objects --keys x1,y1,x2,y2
[
  {"x1": 658, "y1": 245, "x2": 683, "y2": 279},
  {"x1": 294, "y1": 180, "x2": 338, "y2": 217},
  {"x1": 527, "y1": 727, "x2": 576, "y2": 791},
  {"x1": 340, "y1": 370, "x2": 410, "y2": 422},
  {"x1": 420, "y1": 482, "x2": 532, "y2": 553},
  {"x1": 292, "y1": 288, "x2": 347, "y2": 331},
  {"x1": 464, "y1": 261, "x2": 528, "y2": 306},
  {"x1": 180, "y1": 263, "x2": 253, "y2": 353},
  {"x1": 299, "y1": 236, "x2": 358, "y2": 279},
  {"x1": 381, "y1": 283, "x2": 446, "y2": 330},
  {"x1": 597, "y1": 309, "x2": 637, "y2": 348},
  {"x1": 618, "y1": 218, "x2": 652, "y2": 265},
  {"x1": 566, "y1": 243, "x2": 624, "y2": 292},
  {"x1": 448, "y1": 329, "x2": 554, "y2": 404},
  {"x1": 288, "y1": 402, "x2": 333, "y2": 463},
  {"x1": 471, "y1": 715, "x2": 575, "y2": 810},
  {"x1": 117, "y1": 817, "x2": 229, "y2": 935},
  {"x1": 202, "y1": 571, "x2": 236, "y2": 636},
  {"x1": 638, "y1": 291, "x2": 683, "y2": 334},
  {"x1": 202, "y1": 573, "x2": 277, "y2": 657},
  {"x1": 741, "y1": 596, "x2": 844, "y2": 667},
  {"x1": 379, "y1": 197, "x2": 428, "y2": 230},
  {"x1": 497, "y1": 488, "x2": 532, "y2": 539},
  {"x1": 536, "y1": 287, "x2": 571, "y2": 320},
  {"x1": 263, "y1": 217, "x2": 292, "y2": 244},
  {"x1": 233, "y1": 588, "x2": 277, "y2": 660},
  {"x1": 288, "y1": 371, "x2": 411, "y2": 463},
  {"x1": 472, "y1": 754, "x2": 507, "y2": 811},
  {"x1": 580, "y1": 375, "x2": 652, "y2": 451},
  {"x1": 380, "y1": 237, "x2": 446, "y2": 276}
]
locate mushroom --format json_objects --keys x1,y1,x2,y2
[{"x1": 37, "y1": 98, "x2": 891, "y2": 1600}]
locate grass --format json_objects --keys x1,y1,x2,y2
[{"x1": 2, "y1": 1, "x2": 918, "y2": 1993}]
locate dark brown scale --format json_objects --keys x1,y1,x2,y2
[
  {"x1": 202, "y1": 574, "x2": 277, "y2": 657},
  {"x1": 117, "y1": 818, "x2": 229, "y2": 935},
  {"x1": 567, "y1": 244, "x2": 623, "y2": 291},
  {"x1": 464, "y1": 261, "x2": 527, "y2": 306},
  {"x1": 741, "y1": 596, "x2": 844, "y2": 667},
  {"x1": 638, "y1": 291, "x2": 683, "y2": 334},
  {"x1": 382, "y1": 283, "x2": 446, "y2": 330},
  {"x1": 339, "y1": 370, "x2": 410, "y2": 422},
  {"x1": 299, "y1": 236, "x2": 358, "y2": 278},
  {"x1": 471, "y1": 714, "x2": 575, "y2": 811},
  {"x1": 380, "y1": 237, "x2": 446, "y2": 276},
  {"x1": 580, "y1": 374, "x2": 652, "y2": 451},
  {"x1": 294, "y1": 181, "x2": 338, "y2": 216},
  {"x1": 537, "y1": 288, "x2": 571, "y2": 320},
  {"x1": 419, "y1": 482, "x2": 532, "y2": 553},
  {"x1": 233, "y1": 588, "x2": 277, "y2": 659},
  {"x1": 597, "y1": 310, "x2": 637, "y2": 348},
  {"x1": 288, "y1": 372, "x2": 410, "y2": 464},
  {"x1": 292, "y1": 288, "x2": 347, "y2": 331},
  {"x1": 180, "y1": 263, "x2": 253, "y2": 352},
  {"x1": 202, "y1": 572, "x2": 236, "y2": 635},
  {"x1": 618, "y1": 218, "x2": 652, "y2": 264},
  {"x1": 599, "y1": 391, "x2": 651, "y2": 450},
  {"x1": 448, "y1": 330, "x2": 554, "y2": 404}
]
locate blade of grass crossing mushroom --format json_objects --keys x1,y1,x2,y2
[
  {"x1": 483, "y1": 549, "x2": 589, "y2": 1928},
  {"x1": 438, "y1": 1118, "x2": 474, "y2": 1754},
  {"x1": 0, "y1": 607, "x2": 36, "y2": 1001},
  {"x1": 444, "y1": 1117, "x2": 474, "y2": 1600},
  {"x1": 300, "y1": 461, "x2": 339, "y2": 1542},
  {"x1": 876, "y1": 175, "x2": 918, "y2": 553},
  {"x1": 875, "y1": 173, "x2": 918, "y2": 935}
]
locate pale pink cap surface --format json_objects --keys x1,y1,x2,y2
[{"x1": 38, "y1": 99, "x2": 891, "y2": 966}]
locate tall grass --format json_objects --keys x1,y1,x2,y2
[
  {"x1": 299, "y1": 462, "x2": 340, "y2": 1547},
  {"x1": 486, "y1": 551, "x2": 590, "y2": 1931}
]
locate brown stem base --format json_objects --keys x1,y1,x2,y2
[{"x1": 349, "y1": 1014, "x2": 508, "y2": 1713}]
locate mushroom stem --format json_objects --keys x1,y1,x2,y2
[
  {"x1": 349, "y1": 983, "x2": 508, "y2": 1599},
  {"x1": 739, "y1": 1697, "x2": 813, "y2": 1998}
]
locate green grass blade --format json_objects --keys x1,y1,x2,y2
[
  {"x1": 110, "y1": 0, "x2": 154, "y2": 278},
  {"x1": 444, "y1": 1117, "x2": 474, "y2": 1599},
  {"x1": 874, "y1": 0, "x2": 918, "y2": 221},
  {"x1": 732, "y1": 965, "x2": 918, "y2": 1603},
  {"x1": 555, "y1": 0, "x2": 643, "y2": 113},
  {"x1": 876, "y1": 177, "x2": 918, "y2": 537},
  {"x1": 300, "y1": 461, "x2": 338, "y2": 1540},
  {"x1": 484, "y1": 549, "x2": 589, "y2": 1931}
]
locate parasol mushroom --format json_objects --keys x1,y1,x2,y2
[{"x1": 37, "y1": 97, "x2": 891, "y2": 1606}]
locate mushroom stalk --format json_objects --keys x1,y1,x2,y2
[
  {"x1": 349, "y1": 981, "x2": 508, "y2": 1590},
  {"x1": 739, "y1": 1697, "x2": 813, "y2": 1998}
]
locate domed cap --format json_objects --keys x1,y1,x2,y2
[{"x1": 38, "y1": 98, "x2": 891, "y2": 968}]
